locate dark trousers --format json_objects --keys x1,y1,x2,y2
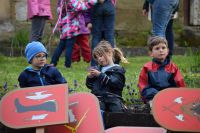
[
  {"x1": 51, "y1": 38, "x2": 76, "y2": 67},
  {"x1": 166, "y1": 19, "x2": 174, "y2": 58},
  {"x1": 98, "y1": 96, "x2": 124, "y2": 112},
  {"x1": 91, "y1": 0, "x2": 115, "y2": 66},
  {"x1": 30, "y1": 16, "x2": 47, "y2": 42}
]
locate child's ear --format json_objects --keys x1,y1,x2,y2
[
  {"x1": 167, "y1": 48, "x2": 169, "y2": 54},
  {"x1": 148, "y1": 51, "x2": 153, "y2": 57}
]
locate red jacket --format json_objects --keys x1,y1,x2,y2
[{"x1": 138, "y1": 58, "x2": 186, "y2": 101}]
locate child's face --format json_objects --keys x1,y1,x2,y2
[
  {"x1": 95, "y1": 52, "x2": 113, "y2": 66},
  {"x1": 31, "y1": 52, "x2": 47, "y2": 70},
  {"x1": 150, "y1": 43, "x2": 169, "y2": 62}
]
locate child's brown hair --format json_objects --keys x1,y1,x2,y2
[
  {"x1": 147, "y1": 36, "x2": 168, "y2": 51},
  {"x1": 93, "y1": 41, "x2": 128, "y2": 64}
]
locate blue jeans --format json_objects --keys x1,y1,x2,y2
[
  {"x1": 91, "y1": 0, "x2": 115, "y2": 66},
  {"x1": 166, "y1": 19, "x2": 174, "y2": 57},
  {"x1": 51, "y1": 38, "x2": 75, "y2": 67},
  {"x1": 151, "y1": 0, "x2": 179, "y2": 37}
]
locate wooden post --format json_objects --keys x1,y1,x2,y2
[
  {"x1": 36, "y1": 127, "x2": 45, "y2": 133},
  {"x1": 183, "y1": 0, "x2": 190, "y2": 26}
]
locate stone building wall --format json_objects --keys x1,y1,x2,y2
[
  {"x1": 0, "y1": 0, "x2": 199, "y2": 47},
  {"x1": 0, "y1": 0, "x2": 14, "y2": 41},
  {"x1": 0, "y1": 0, "x2": 184, "y2": 37},
  {"x1": 190, "y1": 0, "x2": 200, "y2": 25}
]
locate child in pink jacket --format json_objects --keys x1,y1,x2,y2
[
  {"x1": 27, "y1": 0, "x2": 53, "y2": 42},
  {"x1": 51, "y1": 0, "x2": 97, "y2": 68},
  {"x1": 72, "y1": 10, "x2": 92, "y2": 63}
]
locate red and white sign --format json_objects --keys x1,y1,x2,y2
[
  {"x1": 105, "y1": 127, "x2": 167, "y2": 133},
  {"x1": 0, "y1": 84, "x2": 68, "y2": 129},
  {"x1": 152, "y1": 88, "x2": 200, "y2": 132}
]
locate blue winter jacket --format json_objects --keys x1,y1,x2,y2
[
  {"x1": 18, "y1": 64, "x2": 67, "y2": 88},
  {"x1": 86, "y1": 65, "x2": 126, "y2": 97}
]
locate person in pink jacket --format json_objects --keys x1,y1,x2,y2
[
  {"x1": 50, "y1": 0, "x2": 97, "y2": 68},
  {"x1": 27, "y1": 0, "x2": 53, "y2": 42}
]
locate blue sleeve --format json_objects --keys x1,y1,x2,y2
[
  {"x1": 85, "y1": 76, "x2": 96, "y2": 90},
  {"x1": 18, "y1": 72, "x2": 28, "y2": 88},
  {"x1": 53, "y1": 68, "x2": 67, "y2": 84},
  {"x1": 141, "y1": 87, "x2": 158, "y2": 101}
]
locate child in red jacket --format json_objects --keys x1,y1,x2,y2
[{"x1": 138, "y1": 36, "x2": 186, "y2": 106}]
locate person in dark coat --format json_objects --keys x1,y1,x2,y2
[
  {"x1": 86, "y1": 40, "x2": 128, "y2": 112},
  {"x1": 18, "y1": 41, "x2": 67, "y2": 88}
]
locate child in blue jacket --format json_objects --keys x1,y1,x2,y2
[
  {"x1": 18, "y1": 41, "x2": 67, "y2": 88},
  {"x1": 86, "y1": 40, "x2": 128, "y2": 112},
  {"x1": 138, "y1": 36, "x2": 186, "y2": 106}
]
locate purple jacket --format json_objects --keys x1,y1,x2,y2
[
  {"x1": 79, "y1": 10, "x2": 91, "y2": 34},
  {"x1": 27, "y1": 0, "x2": 53, "y2": 19}
]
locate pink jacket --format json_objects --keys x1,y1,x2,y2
[
  {"x1": 27, "y1": 0, "x2": 53, "y2": 19},
  {"x1": 112, "y1": 0, "x2": 116, "y2": 6},
  {"x1": 57, "y1": 0, "x2": 97, "y2": 39}
]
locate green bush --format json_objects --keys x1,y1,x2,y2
[{"x1": 11, "y1": 29, "x2": 29, "y2": 48}]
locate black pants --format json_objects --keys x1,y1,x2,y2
[{"x1": 98, "y1": 96, "x2": 124, "y2": 112}]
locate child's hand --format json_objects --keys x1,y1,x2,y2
[
  {"x1": 87, "y1": 23, "x2": 92, "y2": 31},
  {"x1": 142, "y1": 9, "x2": 148, "y2": 16},
  {"x1": 88, "y1": 68, "x2": 101, "y2": 77},
  {"x1": 98, "y1": 0, "x2": 105, "y2": 4}
]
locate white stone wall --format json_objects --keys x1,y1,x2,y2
[
  {"x1": 15, "y1": 0, "x2": 27, "y2": 21},
  {"x1": 190, "y1": 0, "x2": 200, "y2": 25},
  {"x1": 0, "y1": 0, "x2": 10, "y2": 21}
]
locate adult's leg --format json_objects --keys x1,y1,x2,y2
[
  {"x1": 30, "y1": 16, "x2": 47, "y2": 42},
  {"x1": 50, "y1": 39, "x2": 66, "y2": 66},
  {"x1": 91, "y1": 3, "x2": 104, "y2": 66},
  {"x1": 166, "y1": 19, "x2": 174, "y2": 58},
  {"x1": 151, "y1": 0, "x2": 179, "y2": 37},
  {"x1": 64, "y1": 37, "x2": 76, "y2": 67},
  {"x1": 102, "y1": 0, "x2": 115, "y2": 47}
]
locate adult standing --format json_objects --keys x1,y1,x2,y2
[
  {"x1": 143, "y1": 0, "x2": 179, "y2": 58},
  {"x1": 27, "y1": 0, "x2": 53, "y2": 42},
  {"x1": 90, "y1": 0, "x2": 116, "y2": 66}
]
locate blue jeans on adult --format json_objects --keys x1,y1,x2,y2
[
  {"x1": 51, "y1": 38, "x2": 75, "y2": 67},
  {"x1": 151, "y1": 0, "x2": 179, "y2": 37},
  {"x1": 91, "y1": 0, "x2": 115, "y2": 66},
  {"x1": 166, "y1": 19, "x2": 174, "y2": 57}
]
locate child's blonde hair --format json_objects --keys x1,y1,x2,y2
[
  {"x1": 93, "y1": 41, "x2": 128, "y2": 64},
  {"x1": 147, "y1": 36, "x2": 168, "y2": 51}
]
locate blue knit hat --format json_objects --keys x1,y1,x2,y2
[{"x1": 25, "y1": 41, "x2": 47, "y2": 63}]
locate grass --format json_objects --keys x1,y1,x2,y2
[{"x1": 0, "y1": 55, "x2": 200, "y2": 104}]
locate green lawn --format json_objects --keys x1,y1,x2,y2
[{"x1": 0, "y1": 55, "x2": 199, "y2": 104}]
